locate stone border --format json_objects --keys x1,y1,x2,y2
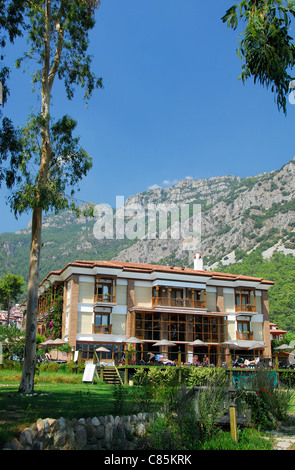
[{"x1": 3, "y1": 412, "x2": 156, "y2": 450}]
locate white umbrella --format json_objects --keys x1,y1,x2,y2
[
  {"x1": 152, "y1": 339, "x2": 177, "y2": 347},
  {"x1": 249, "y1": 342, "x2": 266, "y2": 350},
  {"x1": 189, "y1": 339, "x2": 208, "y2": 346},
  {"x1": 274, "y1": 344, "x2": 294, "y2": 351},
  {"x1": 220, "y1": 341, "x2": 240, "y2": 349},
  {"x1": 40, "y1": 339, "x2": 55, "y2": 347},
  {"x1": 51, "y1": 338, "x2": 66, "y2": 345},
  {"x1": 95, "y1": 346, "x2": 110, "y2": 362},
  {"x1": 125, "y1": 336, "x2": 143, "y2": 343},
  {"x1": 96, "y1": 346, "x2": 110, "y2": 352}
]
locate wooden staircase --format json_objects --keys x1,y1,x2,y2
[{"x1": 101, "y1": 366, "x2": 123, "y2": 385}]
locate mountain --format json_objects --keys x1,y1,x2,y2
[
  {"x1": 113, "y1": 157, "x2": 295, "y2": 268},
  {"x1": 0, "y1": 157, "x2": 294, "y2": 287}
]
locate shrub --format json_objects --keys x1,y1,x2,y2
[
  {"x1": 201, "y1": 428, "x2": 273, "y2": 450},
  {"x1": 138, "y1": 404, "x2": 201, "y2": 450},
  {"x1": 2, "y1": 360, "x2": 22, "y2": 371},
  {"x1": 242, "y1": 369, "x2": 294, "y2": 430},
  {"x1": 193, "y1": 370, "x2": 230, "y2": 438}
]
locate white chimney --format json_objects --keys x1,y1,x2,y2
[{"x1": 194, "y1": 253, "x2": 203, "y2": 271}]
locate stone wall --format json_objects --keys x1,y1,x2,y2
[{"x1": 3, "y1": 412, "x2": 155, "y2": 450}]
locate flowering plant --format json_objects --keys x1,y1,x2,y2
[{"x1": 41, "y1": 286, "x2": 63, "y2": 339}]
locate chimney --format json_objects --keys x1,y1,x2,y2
[{"x1": 194, "y1": 253, "x2": 203, "y2": 271}]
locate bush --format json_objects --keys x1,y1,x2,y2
[
  {"x1": 138, "y1": 404, "x2": 201, "y2": 450},
  {"x1": 242, "y1": 369, "x2": 294, "y2": 430},
  {"x1": 201, "y1": 428, "x2": 273, "y2": 450},
  {"x1": 2, "y1": 360, "x2": 22, "y2": 371},
  {"x1": 39, "y1": 361, "x2": 60, "y2": 372},
  {"x1": 193, "y1": 370, "x2": 230, "y2": 438}
]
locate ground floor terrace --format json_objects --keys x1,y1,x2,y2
[
  {"x1": 75, "y1": 340, "x2": 267, "y2": 367},
  {"x1": 74, "y1": 310, "x2": 267, "y2": 366}
]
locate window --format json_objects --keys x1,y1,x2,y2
[
  {"x1": 93, "y1": 311, "x2": 111, "y2": 333},
  {"x1": 135, "y1": 312, "x2": 161, "y2": 340},
  {"x1": 235, "y1": 289, "x2": 256, "y2": 312},
  {"x1": 95, "y1": 277, "x2": 115, "y2": 303},
  {"x1": 237, "y1": 319, "x2": 252, "y2": 339}
]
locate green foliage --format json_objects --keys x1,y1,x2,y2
[
  {"x1": 0, "y1": 1, "x2": 26, "y2": 190},
  {"x1": 222, "y1": 251, "x2": 295, "y2": 332},
  {"x1": 222, "y1": 1, "x2": 295, "y2": 114},
  {"x1": 193, "y1": 370, "x2": 230, "y2": 438},
  {"x1": 41, "y1": 284, "x2": 64, "y2": 339},
  {"x1": 0, "y1": 273, "x2": 25, "y2": 312},
  {"x1": 139, "y1": 406, "x2": 201, "y2": 450},
  {"x1": 241, "y1": 368, "x2": 294, "y2": 430},
  {"x1": 112, "y1": 384, "x2": 129, "y2": 416},
  {"x1": 200, "y1": 428, "x2": 273, "y2": 450},
  {"x1": 0, "y1": 324, "x2": 25, "y2": 357},
  {"x1": 9, "y1": 113, "x2": 93, "y2": 217}
]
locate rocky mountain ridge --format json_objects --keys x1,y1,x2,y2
[
  {"x1": 114, "y1": 158, "x2": 295, "y2": 269},
  {"x1": 0, "y1": 158, "x2": 294, "y2": 282}
]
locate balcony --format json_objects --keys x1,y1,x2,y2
[
  {"x1": 92, "y1": 324, "x2": 113, "y2": 334},
  {"x1": 94, "y1": 294, "x2": 116, "y2": 304},
  {"x1": 152, "y1": 296, "x2": 206, "y2": 309},
  {"x1": 236, "y1": 331, "x2": 254, "y2": 341},
  {"x1": 235, "y1": 304, "x2": 256, "y2": 313}
]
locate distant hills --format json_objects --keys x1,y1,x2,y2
[{"x1": 0, "y1": 158, "x2": 294, "y2": 331}]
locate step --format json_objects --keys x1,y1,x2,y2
[{"x1": 101, "y1": 367, "x2": 122, "y2": 385}]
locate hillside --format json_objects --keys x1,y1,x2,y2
[
  {"x1": 113, "y1": 158, "x2": 295, "y2": 268},
  {"x1": 0, "y1": 158, "x2": 294, "y2": 330},
  {"x1": 221, "y1": 250, "x2": 295, "y2": 332}
]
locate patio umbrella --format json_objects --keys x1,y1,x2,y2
[
  {"x1": 274, "y1": 344, "x2": 294, "y2": 351},
  {"x1": 189, "y1": 339, "x2": 208, "y2": 346},
  {"x1": 220, "y1": 341, "x2": 240, "y2": 349},
  {"x1": 51, "y1": 338, "x2": 66, "y2": 345},
  {"x1": 40, "y1": 338, "x2": 66, "y2": 347},
  {"x1": 95, "y1": 346, "x2": 110, "y2": 362},
  {"x1": 40, "y1": 339, "x2": 55, "y2": 347},
  {"x1": 125, "y1": 336, "x2": 143, "y2": 343},
  {"x1": 152, "y1": 339, "x2": 177, "y2": 347},
  {"x1": 249, "y1": 342, "x2": 266, "y2": 350},
  {"x1": 96, "y1": 346, "x2": 110, "y2": 352}
]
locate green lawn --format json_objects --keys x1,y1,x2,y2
[
  {"x1": 1, "y1": 368, "x2": 295, "y2": 450},
  {"x1": 0, "y1": 371, "x2": 120, "y2": 447}
]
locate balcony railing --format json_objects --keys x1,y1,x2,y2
[
  {"x1": 152, "y1": 296, "x2": 206, "y2": 309},
  {"x1": 236, "y1": 331, "x2": 254, "y2": 340},
  {"x1": 94, "y1": 295, "x2": 116, "y2": 304},
  {"x1": 92, "y1": 324, "x2": 112, "y2": 334},
  {"x1": 235, "y1": 304, "x2": 256, "y2": 313}
]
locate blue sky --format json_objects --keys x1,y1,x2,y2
[{"x1": 1, "y1": 0, "x2": 295, "y2": 233}]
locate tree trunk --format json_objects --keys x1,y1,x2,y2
[
  {"x1": 18, "y1": 0, "x2": 51, "y2": 394},
  {"x1": 18, "y1": 206, "x2": 42, "y2": 393}
]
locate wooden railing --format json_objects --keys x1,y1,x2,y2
[
  {"x1": 92, "y1": 324, "x2": 112, "y2": 334},
  {"x1": 236, "y1": 331, "x2": 254, "y2": 340},
  {"x1": 94, "y1": 295, "x2": 116, "y2": 304},
  {"x1": 235, "y1": 304, "x2": 256, "y2": 313},
  {"x1": 152, "y1": 297, "x2": 206, "y2": 309}
]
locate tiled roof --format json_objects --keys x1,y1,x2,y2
[{"x1": 40, "y1": 259, "x2": 274, "y2": 286}]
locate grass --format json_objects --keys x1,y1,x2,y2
[
  {"x1": 1, "y1": 368, "x2": 295, "y2": 450},
  {"x1": 0, "y1": 370, "x2": 119, "y2": 447}
]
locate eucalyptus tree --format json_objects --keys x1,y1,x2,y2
[
  {"x1": 0, "y1": 1, "x2": 25, "y2": 190},
  {"x1": 4, "y1": 0, "x2": 103, "y2": 394},
  {"x1": 222, "y1": 0, "x2": 295, "y2": 114}
]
